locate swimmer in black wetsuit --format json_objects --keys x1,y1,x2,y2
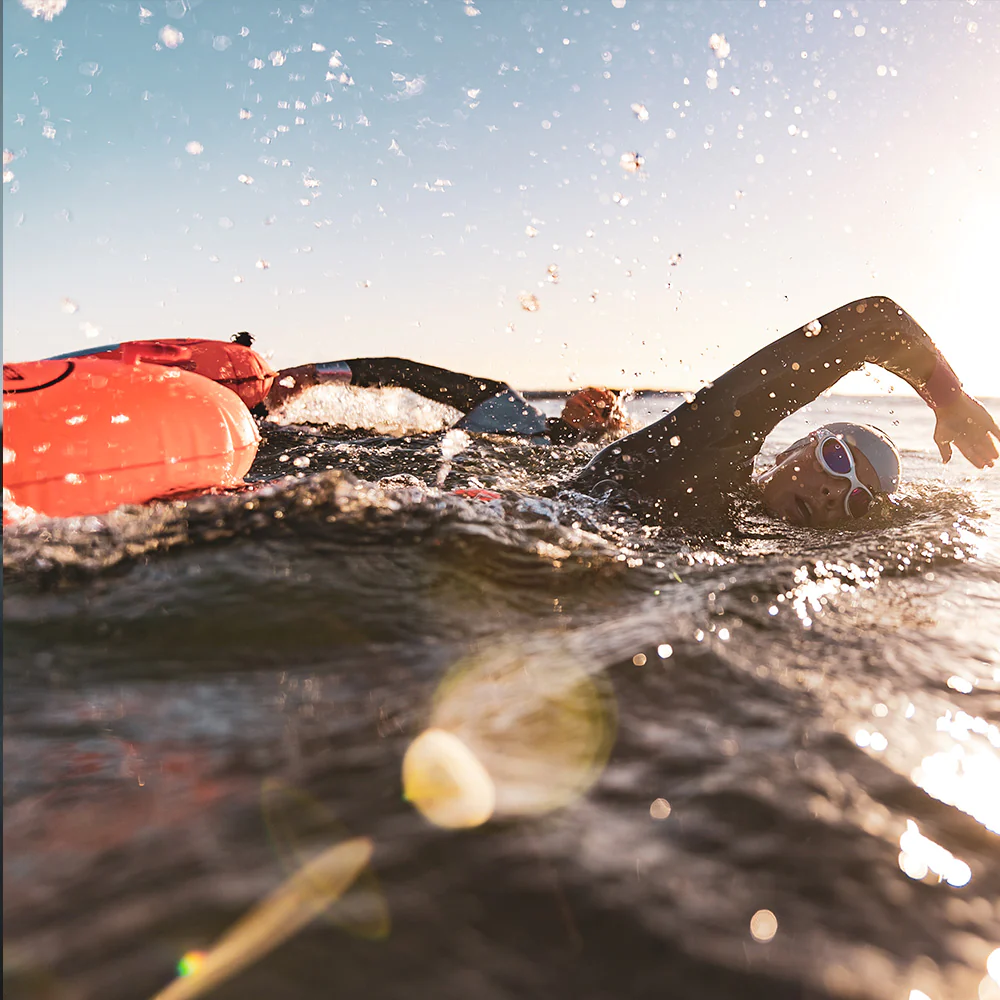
[
  {"x1": 238, "y1": 338, "x2": 627, "y2": 445},
  {"x1": 572, "y1": 296, "x2": 1000, "y2": 526}
]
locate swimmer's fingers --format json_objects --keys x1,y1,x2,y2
[{"x1": 933, "y1": 395, "x2": 1000, "y2": 468}]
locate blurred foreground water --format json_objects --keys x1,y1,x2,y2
[{"x1": 4, "y1": 392, "x2": 1000, "y2": 1000}]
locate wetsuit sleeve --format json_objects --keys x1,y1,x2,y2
[
  {"x1": 342, "y1": 357, "x2": 508, "y2": 413},
  {"x1": 573, "y1": 296, "x2": 947, "y2": 509}
]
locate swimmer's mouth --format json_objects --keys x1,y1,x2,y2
[{"x1": 793, "y1": 496, "x2": 812, "y2": 525}]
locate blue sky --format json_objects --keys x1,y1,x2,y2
[{"x1": 4, "y1": 0, "x2": 1000, "y2": 393}]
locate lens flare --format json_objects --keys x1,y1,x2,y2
[
  {"x1": 404, "y1": 644, "x2": 616, "y2": 828},
  {"x1": 151, "y1": 837, "x2": 372, "y2": 1000},
  {"x1": 403, "y1": 728, "x2": 497, "y2": 829},
  {"x1": 260, "y1": 779, "x2": 390, "y2": 939}
]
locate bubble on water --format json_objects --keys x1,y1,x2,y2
[
  {"x1": 619, "y1": 151, "x2": 643, "y2": 173},
  {"x1": 804, "y1": 319, "x2": 822, "y2": 337},
  {"x1": 269, "y1": 50, "x2": 286, "y2": 67},
  {"x1": 237, "y1": 174, "x2": 253, "y2": 185},
  {"x1": 630, "y1": 103, "x2": 649, "y2": 122},
  {"x1": 750, "y1": 909, "x2": 778, "y2": 943},
  {"x1": 78, "y1": 62, "x2": 101, "y2": 77},
  {"x1": 159, "y1": 25, "x2": 184, "y2": 48},
  {"x1": 706, "y1": 68, "x2": 718, "y2": 90},
  {"x1": 213, "y1": 36, "x2": 232, "y2": 52},
  {"x1": 185, "y1": 141, "x2": 204, "y2": 155},
  {"x1": 255, "y1": 259, "x2": 269, "y2": 270},
  {"x1": 20, "y1": 0, "x2": 67, "y2": 21},
  {"x1": 61, "y1": 297, "x2": 79, "y2": 314},
  {"x1": 611, "y1": 0, "x2": 626, "y2": 7},
  {"x1": 518, "y1": 293, "x2": 540, "y2": 312},
  {"x1": 546, "y1": 264, "x2": 560, "y2": 284},
  {"x1": 708, "y1": 33, "x2": 731, "y2": 59}
]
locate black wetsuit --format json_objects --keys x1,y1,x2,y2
[
  {"x1": 265, "y1": 356, "x2": 585, "y2": 443},
  {"x1": 572, "y1": 296, "x2": 944, "y2": 518}
]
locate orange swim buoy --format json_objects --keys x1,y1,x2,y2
[
  {"x1": 51, "y1": 338, "x2": 277, "y2": 409},
  {"x1": 3, "y1": 357, "x2": 260, "y2": 520}
]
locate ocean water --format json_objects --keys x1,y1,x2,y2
[{"x1": 4, "y1": 391, "x2": 1000, "y2": 1000}]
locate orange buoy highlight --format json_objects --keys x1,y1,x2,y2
[
  {"x1": 3, "y1": 358, "x2": 260, "y2": 520},
  {"x1": 52, "y1": 338, "x2": 277, "y2": 409}
]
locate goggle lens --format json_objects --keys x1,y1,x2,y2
[
  {"x1": 847, "y1": 487, "x2": 872, "y2": 518},
  {"x1": 820, "y1": 437, "x2": 854, "y2": 474}
]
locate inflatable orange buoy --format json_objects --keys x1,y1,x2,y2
[
  {"x1": 51, "y1": 338, "x2": 277, "y2": 409},
  {"x1": 451, "y1": 488, "x2": 502, "y2": 502},
  {"x1": 3, "y1": 358, "x2": 260, "y2": 520}
]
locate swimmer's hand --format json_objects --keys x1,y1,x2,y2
[
  {"x1": 932, "y1": 392, "x2": 1000, "y2": 468},
  {"x1": 560, "y1": 387, "x2": 619, "y2": 432}
]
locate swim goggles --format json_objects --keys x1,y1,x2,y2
[{"x1": 813, "y1": 430, "x2": 875, "y2": 519}]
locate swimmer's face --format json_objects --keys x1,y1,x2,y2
[{"x1": 755, "y1": 433, "x2": 881, "y2": 527}]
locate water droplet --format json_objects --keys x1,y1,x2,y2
[
  {"x1": 630, "y1": 103, "x2": 649, "y2": 122},
  {"x1": 708, "y1": 33, "x2": 731, "y2": 59},
  {"x1": 657, "y1": 643, "x2": 673, "y2": 658},
  {"x1": 854, "y1": 24, "x2": 865, "y2": 37},
  {"x1": 804, "y1": 319, "x2": 822, "y2": 337},
  {"x1": 218, "y1": 217, "x2": 234, "y2": 229},
  {"x1": 669, "y1": 435, "x2": 681, "y2": 446},
  {"x1": 632, "y1": 653, "x2": 647, "y2": 666},
  {"x1": 750, "y1": 909, "x2": 778, "y2": 943},
  {"x1": 612, "y1": 0, "x2": 626, "y2": 8},
  {"x1": 619, "y1": 151, "x2": 643, "y2": 173},
  {"x1": 159, "y1": 25, "x2": 184, "y2": 48},
  {"x1": 650, "y1": 798, "x2": 671, "y2": 819},
  {"x1": 255, "y1": 259, "x2": 269, "y2": 270},
  {"x1": 20, "y1": 0, "x2": 67, "y2": 22},
  {"x1": 668, "y1": 252, "x2": 682, "y2": 266},
  {"x1": 213, "y1": 35, "x2": 232, "y2": 51},
  {"x1": 706, "y1": 68, "x2": 718, "y2": 90},
  {"x1": 518, "y1": 293, "x2": 540, "y2": 312},
  {"x1": 269, "y1": 50, "x2": 286, "y2": 67},
  {"x1": 78, "y1": 61, "x2": 101, "y2": 77},
  {"x1": 60, "y1": 297, "x2": 78, "y2": 314},
  {"x1": 292, "y1": 456, "x2": 310, "y2": 468},
  {"x1": 238, "y1": 174, "x2": 253, "y2": 185},
  {"x1": 546, "y1": 264, "x2": 560, "y2": 284}
]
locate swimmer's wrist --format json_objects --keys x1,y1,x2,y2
[{"x1": 917, "y1": 355, "x2": 963, "y2": 409}]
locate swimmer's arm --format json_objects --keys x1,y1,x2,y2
[
  {"x1": 706, "y1": 296, "x2": 997, "y2": 468},
  {"x1": 263, "y1": 357, "x2": 508, "y2": 414}
]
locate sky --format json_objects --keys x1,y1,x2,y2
[{"x1": 3, "y1": 0, "x2": 1000, "y2": 394}]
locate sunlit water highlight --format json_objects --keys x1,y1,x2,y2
[{"x1": 4, "y1": 393, "x2": 1000, "y2": 1000}]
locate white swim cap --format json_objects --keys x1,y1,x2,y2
[{"x1": 819, "y1": 422, "x2": 901, "y2": 494}]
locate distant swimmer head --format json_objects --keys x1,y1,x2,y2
[
  {"x1": 755, "y1": 422, "x2": 900, "y2": 528},
  {"x1": 231, "y1": 331, "x2": 254, "y2": 347}
]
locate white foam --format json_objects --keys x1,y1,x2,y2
[{"x1": 267, "y1": 384, "x2": 462, "y2": 437}]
